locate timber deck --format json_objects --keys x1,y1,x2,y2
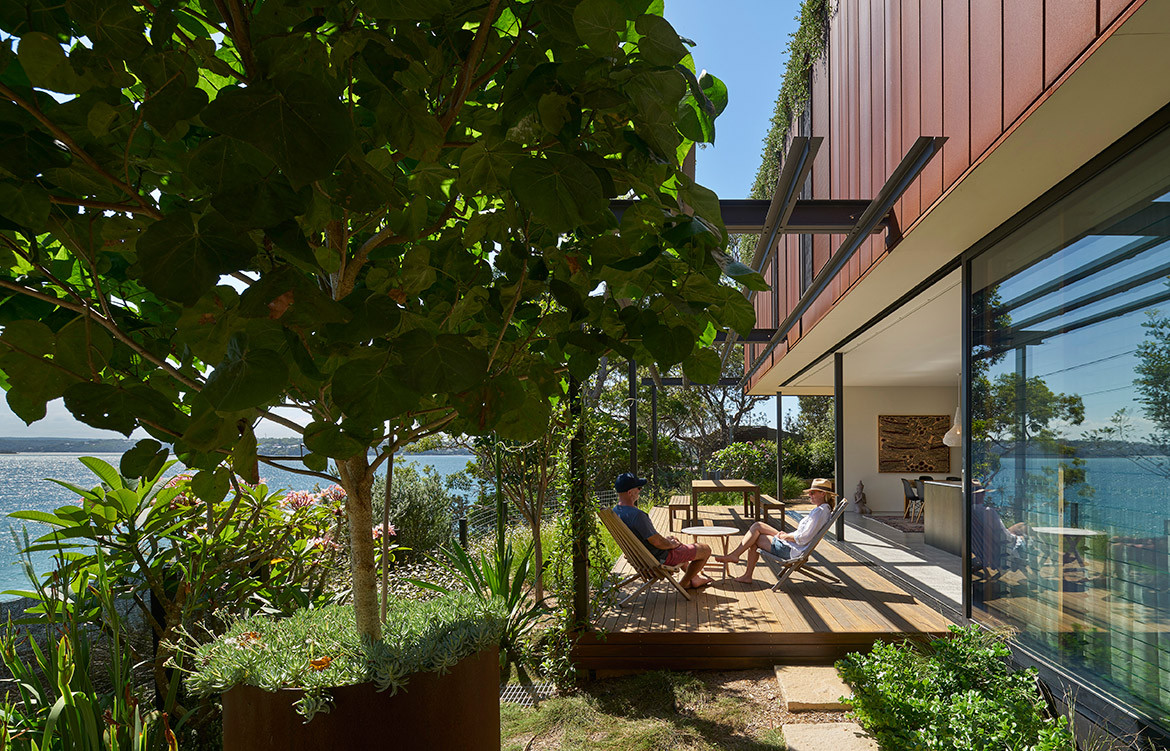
[{"x1": 574, "y1": 504, "x2": 956, "y2": 671}]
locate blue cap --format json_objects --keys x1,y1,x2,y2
[{"x1": 615, "y1": 472, "x2": 648, "y2": 493}]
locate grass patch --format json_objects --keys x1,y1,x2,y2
[{"x1": 502, "y1": 671, "x2": 787, "y2": 751}]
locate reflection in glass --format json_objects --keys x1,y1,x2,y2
[{"x1": 968, "y1": 128, "x2": 1170, "y2": 728}]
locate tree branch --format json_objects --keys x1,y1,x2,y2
[
  {"x1": 0, "y1": 83, "x2": 162, "y2": 219},
  {"x1": 440, "y1": 0, "x2": 502, "y2": 132},
  {"x1": 48, "y1": 196, "x2": 157, "y2": 217},
  {"x1": 343, "y1": 193, "x2": 458, "y2": 297}
]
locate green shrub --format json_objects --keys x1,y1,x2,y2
[
  {"x1": 783, "y1": 436, "x2": 835, "y2": 480},
  {"x1": 372, "y1": 464, "x2": 456, "y2": 555},
  {"x1": 782, "y1": 475, "x2": 806, "y2": 500},
  {"x1": 709, "y1": 441, "x2": 777, "y2": 496},
  {"x1": 184, "y1": 593, "x2": 506, "y2": 720},
  {"x1": 837, "y1": 625, "x2": 1074, "y2": 751}
]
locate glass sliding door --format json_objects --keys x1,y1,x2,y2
[{"x1": 968, "y1": 122, "x2": 1170, "y2": 728}]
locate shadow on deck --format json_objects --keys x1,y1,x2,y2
[{"x1": 573, "y1": 504, "x2": 956, "y2": 671}]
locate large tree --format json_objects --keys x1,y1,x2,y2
[{"x1": 0, "y1": 0, "x2": 762, "y2": 640}]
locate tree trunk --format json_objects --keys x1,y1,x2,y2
[
  {"x1": 531, "y1": 508, "x2": 544, "y2": 603},
  {"x1": 338, "y1": 453, "x2": 380, "y2": 642}
]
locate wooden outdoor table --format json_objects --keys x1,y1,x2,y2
[{"x1": 690, "y1": 479, "x2": 761, "y2": 526}]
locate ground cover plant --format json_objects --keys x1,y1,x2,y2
[{"x1": 837, "y1": 625, "x2": 1075, "y2": 751}]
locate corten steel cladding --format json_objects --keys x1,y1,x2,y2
[{"x1": 222, "y1": 647, "x2": 500, "y2": 750}]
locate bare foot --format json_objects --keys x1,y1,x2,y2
[
  {"x1": 714, "y1": 554, "x2": 739, "y2": 564},
  {"x1": 733, "y1": 575, "x2": 755, "y2": 584},
  {"x1": 684, "y1": 576, "x2": 714, "y2": 589}
]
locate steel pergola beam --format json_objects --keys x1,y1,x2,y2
[{"x1": 740, "y1": 136, "x2": 947, "y2": 389}]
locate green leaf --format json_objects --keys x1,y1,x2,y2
[
  {"x1": 212, "y1": 171, "x2": 305, "y2": 228},
  {"x1": 55, "y1": 317, "x2": 113, "y2": 377},
  {"x1": 677, "y1": 98, "x2": 714, "y2": 144},
  {"x1": 492, "y1": 383, "x2": 552, "y2": 442},
  {"x1": 510, "y1": 154, "x2": 608, "y2": 233},
  {"x1": 119, "y1": 439, "x2": 166, "y2": 479},
  {"x1": 191, "y1": 468, "x2": 230, "y2": 504},
  {"x1": 643, "y1": 322, "x2": 693, "y2": 367},
  {"x1": 712, "y1": 292, "x2": 756, "y2": 338},
  {"x1": 395, "y1": 330, "x2": 488, "y2": 394},
  {"x1": 202, "y1": 74, "x2": 353, "y2": 186},
  {"x1": 711, "y1": 250, "x2": 768, "y2": 291},
  {"x1": 62, "y1": 383, "x2": 174, "y2": 436},
  {"x1": 17, "y1": 33, "x2": 91, "y2": 93},
  {"x1": 0, "y1": 123, "x2": 71, "y2": 179},
  {"x1": 302, "y1": 453, "x2": 328, "y2": 472},
  {"x1": 66, "y1": 0, "x2": 147, "y2": 57},
  {"x1": 698, "y1": 71, "x2": 728, "y2": 116},
  {"x1": 0, "y1": 180, "x2": 49, "y2": 230},
  {"x1": 202, "y1": 343, "x2": 289, "y2": 413},
  {"x1": 458, "y1": 141, "x2": 519, "y2": 194},
  {"x1": 141, "y1": 85, "x2": 208, "y2": 135},
  {"x1": 232, "y1": 425, "x2": 258, "y2": 485},
  {"x1": 634, "y1": 15, "x2": 686, "y2": 66},
  {"x1": 331, "y1": 353, "x2": 416, "y2": 421},
  {"x1": 135, "y1": 211, "x2": 257, "y2": 304},
  {"x1": 681, "y1": 347, "x2": 721, "y2": 383},
  {"x1": 303, "y1": 421, "x2": 365, "y2": 459},
  {"x1": 573, "y1": 0, "x2": 625, "y2": 52}
]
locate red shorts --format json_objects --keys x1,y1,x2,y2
[{"x1": 664, "y1": 544, "x2": 700, "y2": 567}]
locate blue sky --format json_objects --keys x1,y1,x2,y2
[{"x1": 0, "y1": 2, "x2": 798, "y2": 438}]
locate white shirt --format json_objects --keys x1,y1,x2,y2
[{"x1": 788, "y1": 503, "x2": 832, "y2": 557}]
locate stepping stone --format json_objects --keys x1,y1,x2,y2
[
  {"x1": 774, "y1": 665, "x2": 852, "y2": 711},
  {"x1": 782, "y1": 722, "x2": 878, "y2": 751}
]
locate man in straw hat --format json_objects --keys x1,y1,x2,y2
[{"x1": 716, "y1": 478, "x2": 836, "y2": 584}]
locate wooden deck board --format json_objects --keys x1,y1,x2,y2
[{"x1": 577, "y1": 505, "x2": 956, "y2": 669}]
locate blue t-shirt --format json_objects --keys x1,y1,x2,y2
[{"x1": 612, "y1": 504, "x2": 668, "y2": 563}]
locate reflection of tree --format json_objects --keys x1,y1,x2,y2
[
  {"x1": 1087, "y1": 301, "x2": 1170, "y2": 479},
  {"x1": 973, "y1": 372, "x2": 1086, "y2": 480},
  {"x1": 971, "y1": 283, "x2": 1088, "y2": 504}
]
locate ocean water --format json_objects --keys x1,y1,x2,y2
[
  {"x1": 0, "y1": 452, "x2": 474, "y2": 600},
  {"x1": 985, "y1": 455, "x2": 1170, "y2": 538}
]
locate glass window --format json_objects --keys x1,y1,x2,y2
[{"x1": 969, "y1": 124, "x2": 1170, "y2": 729}]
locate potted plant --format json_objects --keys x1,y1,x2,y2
[{"x1": 183, "y1": 594, "x2": 505, "y2": 750}]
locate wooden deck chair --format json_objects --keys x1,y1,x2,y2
[
  {"x1": 597, "y1": 507, "x2": 692, "y2": 606},
  {"x1": 759, "y1": 499, "x2": 851, "y2": 591}
]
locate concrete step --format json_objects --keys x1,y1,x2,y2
[
  {"x1": 774, "y1": 665, "x2": 853, "y2": 711},
  {"x1": 782, "y1": 722, "x2": 879, "y2": 751}
]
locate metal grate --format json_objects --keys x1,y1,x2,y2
[{"x1": 499, "y1": 682, "x2": 555, "y2": 706}]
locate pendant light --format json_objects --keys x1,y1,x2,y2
[{"x1": 942, "y1": 407, "x2": 961, "y2": 447}]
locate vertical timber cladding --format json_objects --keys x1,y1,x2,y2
[{"x1": 755, "y1": 0, "x2": 1122, "y2": 379}]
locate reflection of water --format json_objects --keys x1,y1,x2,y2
[
  {"x1": 986, "y1": 455, "x2": 1170, "y2": 538},
  {"x1": 0, "y1": 452, "x2": 473, "y2": 600}
]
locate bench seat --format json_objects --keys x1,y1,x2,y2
[
  {"x1": 760, "y1": 494, "x2": 786, "y2": 529},
  {"x1": 667, "y1": 494, "x2": 690, "y2": 531}
]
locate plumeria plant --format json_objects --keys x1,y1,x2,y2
[{"x1": 9, "y1": 457, "x2": 345, "y2": 710}]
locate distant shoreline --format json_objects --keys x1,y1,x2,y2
[{"x1": 0, "y1": 438, "x2": 471, "y2": 457}]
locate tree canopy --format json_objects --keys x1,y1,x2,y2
[{"x1": 0, "y1": 0, "x2": 759, "y2": 639}]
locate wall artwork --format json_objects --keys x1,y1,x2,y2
[{"x1": 877, "y1": 415, "x2": 951, "y2": 473}]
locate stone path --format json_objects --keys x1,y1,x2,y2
[{"x1": 782, "y1": 721, "x2": 879, "y2": 751}]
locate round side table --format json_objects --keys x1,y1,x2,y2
[{"x1": 679, "y1": 525, "x2": 740, "y2": 579}]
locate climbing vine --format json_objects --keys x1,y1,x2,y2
[{"x1": 749, "y1": 0, "x2": 832, "y2": 201}]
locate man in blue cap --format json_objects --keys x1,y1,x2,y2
[{"x1": 612, "y1": 472, "x2": 713, "y2": 589}]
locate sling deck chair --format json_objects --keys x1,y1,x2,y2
[
  {"x1": 598, "y1": 507, "x2": 692, "y2": 606},
  {"x1": 759, "y1": 499, "x2": 851, "y2": 591}
]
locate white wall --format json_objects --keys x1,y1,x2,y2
[{"x1": 841, "y1": 386, "x2": 960, "y2": 515}]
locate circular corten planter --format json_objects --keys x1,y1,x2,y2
[{"x1": 222, "y1": 646, "x2": 499, "y2": 751}]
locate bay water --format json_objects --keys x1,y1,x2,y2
[{"x1": 0, "y1": 452, "x2": 474, "y2": 600}]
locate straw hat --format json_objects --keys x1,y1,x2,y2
[{"x1": 806, "y1": 478, "x2": 836, "y2": 497}]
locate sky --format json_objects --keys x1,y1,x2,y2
[{"x1": 0, "y1": 2, "x2": 800, "y2": 439}]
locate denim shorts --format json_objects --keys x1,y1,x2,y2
[{"x1": 770, "y1": 537, "x2": 793, "y2": 559}]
